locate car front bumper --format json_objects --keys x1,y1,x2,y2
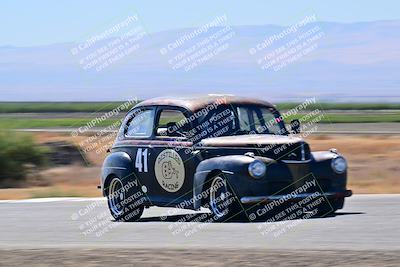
[{"x1": 240, "y1": 190, "x2": 353, "y2": 204}]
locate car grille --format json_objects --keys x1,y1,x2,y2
[{"x1": 280, "y1": 142, "x2": 311, "y2": 162}]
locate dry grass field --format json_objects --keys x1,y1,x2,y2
[
  {"x1": 307, "y1": 135, "x2": 400, "y2": 194},
  {"x1": 0, "y1": 133, "x2": 399, "y2": 199}
]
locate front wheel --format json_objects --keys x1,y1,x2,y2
[
  {"x1": 315, "y1": 198, "x2": 344, "y2": 217},
  {"x1": 208, "y1": 175, "x2": 242, "y2": 222},
  {"x1": 106, "y1": 176, "x2": 144, "y2": 222}
]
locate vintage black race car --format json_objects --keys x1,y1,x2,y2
[{"x1": 101, "y1": 95, "x2": 352, "y2": 222}]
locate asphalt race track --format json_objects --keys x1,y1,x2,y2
[
  {"x1": 0, "y1": 194, "x2": 399, "y2": 266},
  {"x1": 1, "y1": 194, "x2": 399, "y2": 250}
]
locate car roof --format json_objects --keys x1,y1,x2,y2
[{"x1": 134, "y1": 95, "x2": 275, "y2": 113}]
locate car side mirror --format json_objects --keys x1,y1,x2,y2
[{"x1": 290, "y1": 119, "x2": 301, "y2": 134}]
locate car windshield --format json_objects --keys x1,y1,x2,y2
[
  {"x1": 236, "y1": 105, "x2": 288, "y2": 135},
  {"x1": 198, "y1": 104, "x2": 288, "y2": 138}
]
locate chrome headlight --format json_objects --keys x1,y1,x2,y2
[
  {"x1": 331, "y1": 156, "x2": 347, "y2": 174},
  {"x1": 248, "y1": 160, "x2": 266, "y2": 179}
]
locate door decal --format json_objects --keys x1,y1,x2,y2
[
  {"x1": 154, "y1": 149, "x2": 185, "y2": 192},
  {"x1": 135, "y1": 148, "x2": 148, "y2": 173}
]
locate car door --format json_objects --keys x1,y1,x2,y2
[
  {"x1": 149, "y1": 106, "x2": 200, "y2": 207},
  {"x1": 117, "y1": 107, "x2": 156, "y2": 201}
]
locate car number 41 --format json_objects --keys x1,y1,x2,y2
[{"x1": 135, "y1": 148, "x2": 148, "y2": 173}]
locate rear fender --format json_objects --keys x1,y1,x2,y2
[{"x1": 101, "y1": 151, "x2": 135, "y2": 196}]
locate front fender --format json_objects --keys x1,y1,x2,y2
[
  {"x1": 310, "y1": 151, "x2": 348, "y2": 191},
  {"x1": 193, "y1": 155, "x2": 254, "y2": 210},
  {"x1": 101, "y1": 151, "x2": 134, "y2": 196},
  {"x1": 311, "y1": 151, "x2": 341, "y2": 162}
]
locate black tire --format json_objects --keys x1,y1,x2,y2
[
  {"x1": 106, "y1": 176, "x2": 144, "y2": 222},
  {"x1": 207, "y1": 175, "x2": 243, "y2": 222},
  {"x1": 315, "y1": 198, "x2": 344, "y2": 217}
]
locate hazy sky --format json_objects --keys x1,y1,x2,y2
[{"x1": 1, "y1": 0, "x2": 399, "y2": 46}]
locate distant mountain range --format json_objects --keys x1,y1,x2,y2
[{"x1": 0, "y1": 20, "x2": 399, "y2": 102}]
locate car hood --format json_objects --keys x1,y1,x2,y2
[{"x1": 200, "y1": 134, "x2": 304, "y2": 148}]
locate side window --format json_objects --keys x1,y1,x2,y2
[
  {"x1": 125, "y1": 109, "x2": 155, "y2": 138},
  {"x1": 237, "y1": 106, "x2": 251, "y2": 131},
  {"x1": 200, "y1": 106, "x2": 235, "y2": 138},
  {"x1": 156, "y1": 109, "x2": 188, "y2": 137},
  {"x1": 258, "y1": 108, "x2": 284, "y2": 135},
  {"x1": 252, "y1": 110, "x2": 263, "y2": 132}
]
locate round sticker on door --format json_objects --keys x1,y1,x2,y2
[{"x1": 155, "y1": 149, "x2": 185, "y2": 192}]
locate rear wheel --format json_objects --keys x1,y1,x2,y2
[{"x1": 106, "y1": 176, "x2": 144, "y2": 222}]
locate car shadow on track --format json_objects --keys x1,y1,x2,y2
[{"x1": 135, "y1": 211, "x2": 365, "y2": 223}]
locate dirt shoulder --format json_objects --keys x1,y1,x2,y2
[{"x1": 0, "y1": 249, "x2": 398, "y2": 267}]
